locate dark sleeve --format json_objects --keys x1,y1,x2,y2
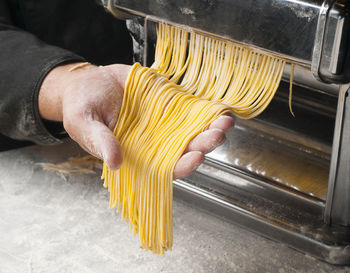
[{"x1": 0, "y1": 0, "x2": 85, "y2": 145}]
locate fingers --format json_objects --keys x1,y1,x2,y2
[
  {"x1": 64, "y1": 112, "x2": 123, "y2": 171},
  {"x1": 209, "y1": 115, "x2": 234, "y2": 132},
  {"x1": 177, "y1": 115, "x2": 234, "y2": 179},
  {"x1": 184, "y1": 128, "x2": 226, "y2": 154},
  {"x1": 184, "y1": 115, "x2": 234, "y2": 154},
  {"x1": 173, "y1": 151, "x2": 204, "y2": 179},
  {"x1": 174, "y1": 129, "x2": 224, "y2": 179}
]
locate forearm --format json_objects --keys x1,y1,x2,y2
[{"x1": 0, "y1": 30, "x2": 84, "y2": 144}]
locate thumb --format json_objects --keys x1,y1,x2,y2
[{"x1": 65, "y1": 117, "x2": 123, "y2": 170}]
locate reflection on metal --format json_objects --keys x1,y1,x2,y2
[
  {"x1": 205, "y1": 119, "x2": 330, "y2": 201},
  {"x1": 311, "y1": 0, "x2": 333, "y2": 82},
  {"x1": 173, "y1": 176, "x2": 350, "y2": 265},
  {"x1": 315, "y1": 1, "x2": 350, "y2": 83},
  {"x1": 283, "y1": 64, "x2": 339, "y2": 96},
  {"x1": 329, "y1": 15, "x2": 345, "y2": 74},
  {"x1": 325, "y1": 85, "x2": 350, "y2": 226}
]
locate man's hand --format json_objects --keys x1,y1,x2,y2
[{"x1": 39, "y1": 63, "x2": 234, "y2": 179}]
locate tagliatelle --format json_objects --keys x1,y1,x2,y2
[{"x1": 101, "y1": 24, "x2": 286, "y2": 254}]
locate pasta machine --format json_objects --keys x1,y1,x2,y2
[{"x1": 103, "y1": 0, "x2": 350, "y2": 264}]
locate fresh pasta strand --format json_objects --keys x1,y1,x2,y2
[
  {"x1": 289, "y1": 63, "x2": 295, "y2": 117},
  {"x1": 102, "y1": 23, "x2": 287, "y2": 254}
]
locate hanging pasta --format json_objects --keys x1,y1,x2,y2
[{"x1": 102, "y1": 23, "x2": 286, "y2": 254}]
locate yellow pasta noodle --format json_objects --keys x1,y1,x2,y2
[
  {"x1": 102, "y1": 24, "x2": 286, "y2": 254},
  {"x1": 289, "y1": 63, "x2": 295, "y2": 117}
]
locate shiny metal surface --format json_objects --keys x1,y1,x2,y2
[
  {"x1": 317, "y1": 1, "x2": 350, "y2": 83},
  {"x1": 324, "y1": 86, "x2": 347, "y2": 224},
  {"x1": 325, "y1": 84, "x2": 350, "y2": 226},
  {"x1": 141, "y1": 19, "x2": 343, "y2": 95},
  {"x1": 205, "y1": 118, "x2": 330, "y2": 200},
  {"x1": 311, "y1": 0, "x2": 334, "y2": 81},
  {"x1": 283, "y1": 64, "x2": 340, "y2": 96},
  {"x1": 111, "y1": 0, "x2": 350, "y2": 83},
  {"x1": 113, "y1": 0, "x2": 321, "y2": 63},
  {"x1": 174, "y1": 175, "x2": 350, "y2": 265},
  {"x1": 329, "y1": 10, "x2": 346, "y2": 74},
  {"x1": 197, "y1": 80, "x2": 336, "y2": 202}
]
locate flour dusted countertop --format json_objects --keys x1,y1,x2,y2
[{"x1": 0, "y1": 139, "x2": 348, "y2": 273}]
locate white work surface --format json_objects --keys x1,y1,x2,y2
[{"x1": 0, "y1": 139, "x2": 349, "y2": 273}]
